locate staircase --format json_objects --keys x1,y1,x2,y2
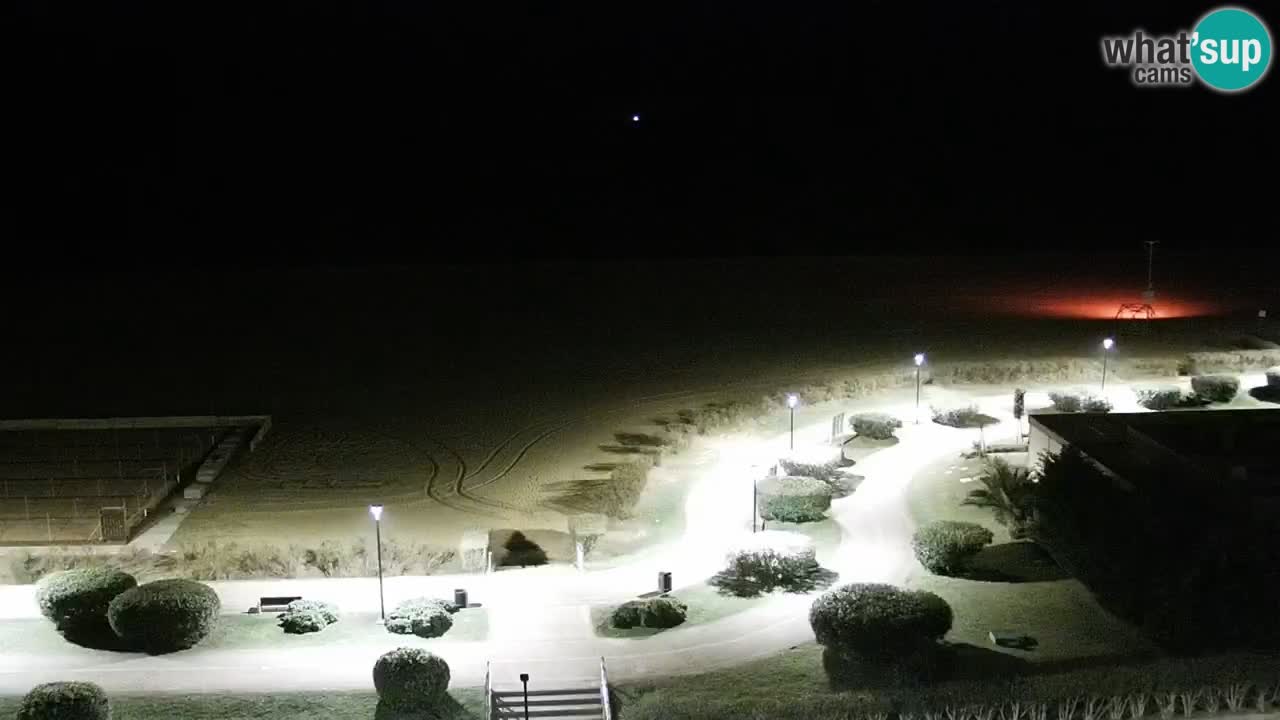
[{"x1": 486, "y1": 658, "x2": 612, "y2": 720}]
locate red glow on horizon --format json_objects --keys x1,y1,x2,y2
[
  {"x1": 1023, "y1": 295, "x2": 1229, "y2": 320},
  {"x1": 965, "y1": 292, "x2": 1236, "y2": 320}
]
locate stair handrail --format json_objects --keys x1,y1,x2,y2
[
  {"x1": 600, "y1": 656, "x2": 612, "y2": 720},
  {"x1": 484, "y1": 660, "x2": 492, "y2": 720}
]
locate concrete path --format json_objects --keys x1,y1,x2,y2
[{"x1": 0, "y1": 387, "x2": 1068, "y2": 695}]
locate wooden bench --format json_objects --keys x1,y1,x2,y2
[{"x1": 258, "y1": 595, "x2": 302, "y2": 613}]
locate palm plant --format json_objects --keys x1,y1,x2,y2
[{"x1": 961, "y1": 457, "x2": 1037, "y2": 538}]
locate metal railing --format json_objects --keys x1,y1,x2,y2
[{"x1": 600, "y1": 656, "x2": 612, "y2": 720}]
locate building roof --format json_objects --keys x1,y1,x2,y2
[{"x1": 1030, "y1": 408, "x2": 1280, "y2": 498}]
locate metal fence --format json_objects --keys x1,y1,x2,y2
[{"x1": 0, "y1": 428, "x2": 214, "y2": 544}]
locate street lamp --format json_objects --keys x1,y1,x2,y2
[
  {"x1": 786, "y1": 394, "x2": 798, "y2": 450},
  {"x1": 369, "y1": 504, "x2": 385, "y2": 623},
  {"x1": 914, "y1": 353, "x2": 926, "y2": 424},
  {"x1": 1100, "y1": 338, "x2": 1115, "y2": 392}
]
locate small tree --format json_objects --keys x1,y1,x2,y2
[
  {"x1": 962, "y1": 457, "x2": 1036, "y2": 538},
  {"x1": 501, "y1": 531, "x2": 548, "y2": 567},
  {"x1": 1013, "y1": 388, "x2": 1026, "y2": 436}
]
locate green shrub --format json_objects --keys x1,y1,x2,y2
[
  {"x1": 1191, "y1": 374, "x2": 1240, "y2": 403},
  {"x1": 849, "y1": 412, "x2": 902, "y2": 440},
  {"x1": 1013, "y1": 388, "x2": 1026, "y2": 420},
  {"x1": 1135, "y1": 386, "x2": 1184, "y2": 410},
  {"x1": 911, "y1": 520, "x2": 994, "y2": 575},
  {"x1": 17, "y1": 681, "x2": 110, "y2": 720},
  {"x1": 278, "y1": 600, "x2": 339, "y2": 634},
  {"x1": 501, "y1": 531, "x2": 548, "y2": 567},
  {"x1": 386, "y1": 598, "x2": 454, "y2": 638},
  {"x1": 35, "y1": 568, "x2": 136, "y2": 633},
  {"x1": 107, "y1": 579, "x2": 219, "y2": 653},
  {"x1": 777, "y1": 458, "x2": 850, "y2": 496},
  {"x1": 930, "y1": 405, "x2": 996, "y2": 428},
  {"x1": 611, "y1": 597, "x2": 688, "y2": 629},
  {"x1": 756, "y1": 476, "x2": 831, "y2": 523},
  {"x1": 713, "y1": 532, "x2": 824, "y2": 596},
  {"x1": 809, "y1": 583, "x2": 952, "y2": 659},
  {"x1": 372, "y1": 647, "x2": 450, "y2": 709},
  {"x1": 279, "y1": 609, "x2": 328, "y2": 634},
  {"x1": 1048, "y1": 391, "x2": 1111, "y2": 413},
  {"x1": 1081, "y1": 395, "x2": 1112, "y2": 413},
  {"x1": 286, "y1": 599, "x2": 339, "y2": 623},
  {"x1": 1048, "y1": 391, "x2": 1082, "y2": 412}
]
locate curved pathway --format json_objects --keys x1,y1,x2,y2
[{"x1": 0, "y1": 390, "x2": 1029, "y2": 694}]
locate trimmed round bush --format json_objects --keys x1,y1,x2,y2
[
  {"x1": 386, "y1": 597, "x2": 454, "y2": 638},
  {"x1": 809, "y1": 583, "x2": 953, "y2": 659},
  {"x1": 1267, "y1": 367, "x2": 1280, "y2": 388},
  {"x1": 911, "y1": 521, "x2": 993, "y2": 575},
  {"x1": 1191, "y1": 374, "x2": 1239, "y2": 403},
  {"x1": 849, "y1": 412, "x2": 902, "y2": 440},
  {"x1": 107, "y1": 579, "x2": 220, "y2": 653},
  {"x1": 373, "y1": 647, "x2": 450, "y2": 709},
  {"x1": 279, "y1": 610, "x2": 327, "y2": 634},
  {"x1": 35, "y1": 568, "x2": 136, "y2": 632},
  {"x1": 286, "y1": 599, "x2": 338, "y2": 624},
  {"x1": 611, "y1": 597, "x2": 688, "y2": 629},
  {"x1": 17, "y1": 681, "x2": 110, "y2": 720},
  {"x1": 1135, "y1": 386, "x2": 1183, "y2": 410},
  {"x1": 756, "y1": 475, "x2": 831, "y2": 523}
]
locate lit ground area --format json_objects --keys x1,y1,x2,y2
[
  {"x1": 0, "y1": 427, "x2": 228, "y2": 544},
  {"x1": 904, "y1": 449, "x2": 1160, "y2": 665},
  {"x1": 0, "y1": 689, "x2": 487, "y2": 720},
  {"x1": 162, "y1": 318, "x2": 1234, "y2": 559},
  {"x1": 0, "y1": 607, "x2": 490, "y2": 658}
]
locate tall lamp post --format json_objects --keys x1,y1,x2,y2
[
  {"x1": 369, "y1": 504, "x2": 386, "y2": 623},
  {"x1": 1100, "y1": 338, "x2": 1115, "y2": 392},
  {"x1": 786, "y1": 394, "x2": 798, "y2": 450},
  {"x1": 914, "y1": 353, "x2": 926, "y2": 424}
]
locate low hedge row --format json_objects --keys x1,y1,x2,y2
[
  {"x1": 911, "y1": 521, "x2": 993, "y2": 575},
  {"x1": 756, "y1": 475, "x2": 832, "y2": 523}
]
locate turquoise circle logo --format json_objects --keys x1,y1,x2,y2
[{"x1": 1192, "y1": 7, "x2": 1272, "y2": 92}]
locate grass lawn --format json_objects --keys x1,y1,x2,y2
[
  {"x1": 590, "y1": 581, "x2": 768, "y2": 638},
  {"x1": 0, "y1": 608, "x2": 489, "y2": 658},
  {"x1": 904, "y1": 452, "x2": 1159, "y2": 664},
  {"x1": 592, "y1": 518, "x2": 842, "y2": 639},
  {"x1": 0, "y1": 689, "x2": 487, "y2": 719}
]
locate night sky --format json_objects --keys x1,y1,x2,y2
[{"x1": 5, "y1": 1, "x2": 1278, "y2": 265}]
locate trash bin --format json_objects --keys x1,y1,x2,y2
[
  {"x1": 658, "y1": 571, "x2": 672, "y2": 594},
  {"x1": 454, "y1": 588, "x2": 468, "y2": 609}
]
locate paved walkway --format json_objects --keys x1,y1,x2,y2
[{"x1": 0, "y1": 388, "x2": 1046, "y2": 694}]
